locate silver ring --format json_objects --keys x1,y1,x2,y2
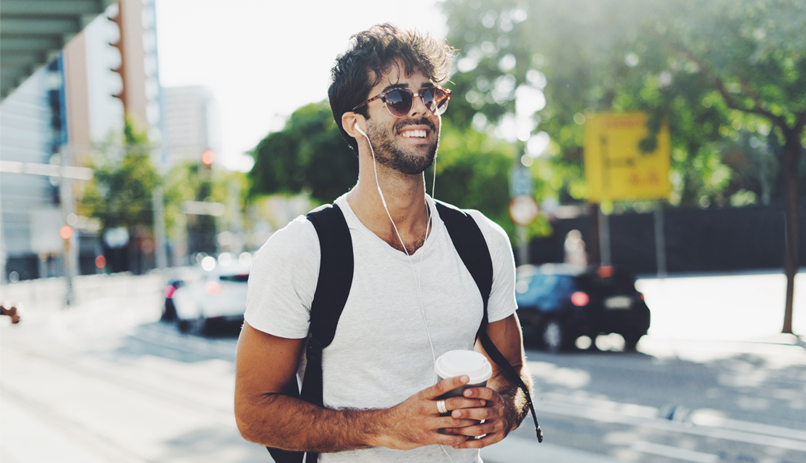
[{"x1": 436, "y1": 400, "x2": 448, "y2": 414}]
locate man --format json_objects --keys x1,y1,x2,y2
[{"x1": 235, "y1": 24, "x2": 533, "y2": 462}]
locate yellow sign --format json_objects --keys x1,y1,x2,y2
[{"x1": 584, "y1": 113, "x2": 671, "y2": 202}]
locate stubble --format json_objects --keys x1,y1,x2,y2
[{"x1": 366, "y1": 118, "x2": 439, "y2": 175}]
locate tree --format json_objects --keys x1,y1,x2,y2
[
  {"x1": 655, "y1": 0, "x2": 806, "y2": 333},
  {"x1": 441, "y1": 0, "x2": 805, "y2": 333},
  {"x1": 248, "y1": 101, "x2": 357, "y2": 204},
  {"x1": 441, "y1": 0, "x2": 738, "y2": 207},
  {"x1": 427, "y1": 119, "x2": 525, "y2": 238},
  {"x1": 79, "y1": 119, "x2": 160, "y2": 272},
  {"x1": 80, "y1": 119, "x2": 160, "y2": 231}
]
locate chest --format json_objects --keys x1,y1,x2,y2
[{"x1": 328, "y1": 230, "x2": 484, "y2": 355}]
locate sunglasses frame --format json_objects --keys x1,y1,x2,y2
[{"x1": 352, "y1": 86, "x2": 452, "y2": 118}]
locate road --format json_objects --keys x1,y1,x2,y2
[{"x1": 1, "y1": 271, "x2": 804, "y2": 462}]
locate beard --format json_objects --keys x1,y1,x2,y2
[{"x1": 366, "y1": 117, "x2": 439, "y2": 175}]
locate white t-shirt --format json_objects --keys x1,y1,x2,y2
[{"x1": 245, "y1": 193, "x2": 517, "y2": 463}]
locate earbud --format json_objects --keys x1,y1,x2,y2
[{"x1": 354, "y1": 121, "x2": 367, "y2": 137}]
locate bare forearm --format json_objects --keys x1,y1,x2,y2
[{"x1": 236, "y1": 393, "x2": 386, "y2": 453}]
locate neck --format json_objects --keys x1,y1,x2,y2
[{"x1": 347, "y1": 155, "x2": 430, "y2": 253}]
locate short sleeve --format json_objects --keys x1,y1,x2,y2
[
  {"x1": 467, "y1": 210, "x2": 518, "y2": 323},
  {"x1": 244, "y1": 215, "x2": 320, "y2": 339}
]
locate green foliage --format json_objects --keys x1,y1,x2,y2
[
  {"x1": 440, "y1": 0, "x2": 806, "y2": 208},
  {"x1": 162, "y1": 161, "x2": 202, "y2": 240},
  {"x1": 427, "y1": 121, "x2": 519, "y2": 235},
  {"x1": 248, "y1": 101, "x2": 357, "y2": 204},
  {"x1": 162, "y1": 160, "x2": 249, "y2": 241},
  {"x1": 79, "y1": 119, "x2": 160, "y2": 233}
]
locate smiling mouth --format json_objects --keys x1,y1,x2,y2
[{"x1": 400, "y1": 129, "x2": 428, "y2": 139}]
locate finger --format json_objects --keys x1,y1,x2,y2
[
  {"x1": 450, "y1": 403, "x2": 504, "y2": 421},
  {"x1": 445, "y1": 397, "x2": 486, "y2": 411},
  {"x1": 462, "y1": 386, "x2": 504, "y2": 404},
  {"x1": 452, "y1": 431, "x2": 505, "y2": 449},
  {"x1": 448, "y1": 418, "x2": 503, "y2": 438},
  {"x1": 424, "y1": 375, "x2": 469, "y2": 400},
  {"x1": 436, "y1": 416, "x2": 478, "y2": 429}
]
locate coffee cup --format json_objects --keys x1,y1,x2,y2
[{"x1": 435, "y1": 350, "x2": 492, "y2": 401}]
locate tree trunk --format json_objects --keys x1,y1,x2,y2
[{"x1": 781, "y1": 130, "x2": 802, "y2": 334}]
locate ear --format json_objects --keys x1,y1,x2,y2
[{"x1": 342, "y1": 112, "x2": 364, "y2": 139}]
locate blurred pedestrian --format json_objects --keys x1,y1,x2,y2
[
  {"x1": 234, "y1": 23, "x2": 535, "y2": 463},
  {"x1": 564, "y1": 229, "x2": 587, "y2": 269}
]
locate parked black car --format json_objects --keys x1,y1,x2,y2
[{"x1": 515, "y1": 264, "x2": 651, "y2": 352}]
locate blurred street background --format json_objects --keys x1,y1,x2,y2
[
  {"x1": 1, "y1": 272, "x2": 804, "y2": 462},
  {"x1": 1, "y1": 0, "x2": 805, "y2": 462}
]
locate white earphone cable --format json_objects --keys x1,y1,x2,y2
[
  {"x1": 357, "y1": 125, "x2": 438, "y2": 380},
  {"x1": 358, "y1": 121, "x2": 454, "y2": 463}
]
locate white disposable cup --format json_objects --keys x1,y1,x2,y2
[{"x1": 435, "y1": 350, "x2": 493, "y2": 401}]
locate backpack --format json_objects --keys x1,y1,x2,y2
[{"x1": 268, "y1": 200, "x2": 542, "y2": 463}]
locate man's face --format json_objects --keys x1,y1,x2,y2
[{"x1": 361, "y1": 64, "x2": 441, "y2": 175}]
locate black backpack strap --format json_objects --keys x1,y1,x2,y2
[
  {"x1": 266, "y1": 204, "x2": 354, "y2": 463},
  {"x1": 436, "y1": 201, "x2": 543, "y2": 443}
]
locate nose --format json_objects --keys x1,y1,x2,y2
[{"x1": 408, "y1": 91, "x2": 431, "y2": 117}]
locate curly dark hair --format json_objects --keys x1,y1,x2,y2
[{"x1": 328, "y1": 23, "x2": 456, "y2": 153}]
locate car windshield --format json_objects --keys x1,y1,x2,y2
[{"x1": 219, "y1": 274, "x2": 249, "y2": 282}]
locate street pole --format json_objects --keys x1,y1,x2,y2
[
  {"x1": 598, "y1": 206, "x2": 611, "y2": 266},
  {"x1": 227, "y1": 179, "x2": 244, "y2": 254},
  {"x1": 60, "y1": 146, "x2": 77, "y2": 307},
  {"x1": 654, "y1": 201, "x2": 667, "y2": 278},
  {"x1": 509, "y1": 164, "x2": 538, "y2": 267},
  {"x1": 153, "y1": 185, "x2": 168, "y2": 269},
  {"x1": 518, "y1": 225, "x2": 528, "y2": 266}
]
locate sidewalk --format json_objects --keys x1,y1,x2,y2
[
  {"x1": 482, "y1": 435, "x2": 622, "y2": 463},
  {"x1": 636, "y1": 271, "x2": 806, "y2": 341}
]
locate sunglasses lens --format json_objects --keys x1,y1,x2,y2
[
  {"x1": 424, "y1": 88, "x2": 449, "y2": 115},
  {"x1": 385, "y1": 89, "x2": 413, "y2": 117}
]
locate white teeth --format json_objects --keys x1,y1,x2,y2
[{"x1": 401, "y1": 130, "x2": 427, "y2": 138}]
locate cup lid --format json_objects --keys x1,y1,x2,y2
[{"x1": 434, "y1": 350, "x2": 492, "y2": 385}]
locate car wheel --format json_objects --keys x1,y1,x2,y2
[
  {"x1": 176, "y1": 316, "x2": 207, "y2": 336},
  {"x1": 623, "y1": 333, "x2": 642, "y2": 352},
  {"x1": 175, "y1": 316, "x2": 191, "y2": 334},
  {"x1": 543, "y1": 320, "x2": 568, "y2": 353}
]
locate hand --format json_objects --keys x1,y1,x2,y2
[
  {"x1": 372, "y1": 375, "x2": 488, "y2": 450},
  {"x1": 1, "y1": 305, "x2": 20, "y2": 324},
  {"x1": 440, "y1": 386, "x2": 511, "y2": 449}
]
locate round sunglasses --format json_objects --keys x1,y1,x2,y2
[{"x1": 352, "y1": 86, "x2": 452, "y2": 118}]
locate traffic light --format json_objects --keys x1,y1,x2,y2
[
  {"x1": 108, "y1": 5, "x2": 126, "y2": 104},
  {"x1": 200, "y1": 150, "x2": 215, "y2": 180},
  {"x1": 201, "y1": 149, "x2": 215, "y2": 166},
  {"x1": 59, "y1": 225, "x2": 73, "y2": 241}
]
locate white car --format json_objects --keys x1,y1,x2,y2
[{"x1": 171, "y1": 263, "x2": 250, "y2": 335}]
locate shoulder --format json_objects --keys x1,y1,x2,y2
[
  {"x1": 465, "y1": 210, "x2": 509, "y2": 247},
  {"x1": 435, "y1": 200, "x2": 504, "y2": 236},
  {"x1": 245, "y1": 214, "x2": 321, "y2": 338},
  {"x1": 251, "y1": 214, "x2": 320, "y2": 279},
  {"x1": 435, "y1": 200, "x2": 512, "y2": 259}
]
